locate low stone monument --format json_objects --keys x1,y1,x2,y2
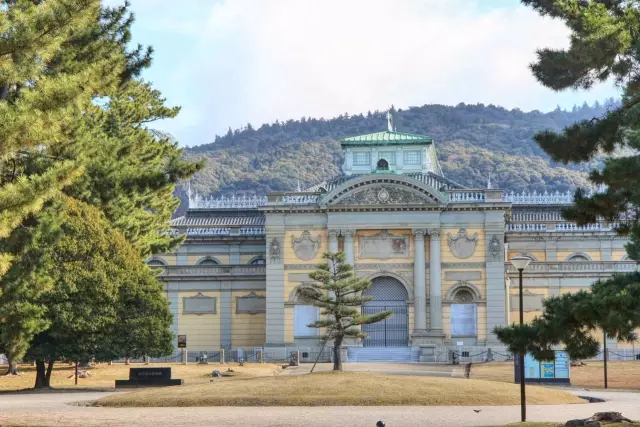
[{"x1": 115, "y1": 367, "x2": 183, "y2": 388}]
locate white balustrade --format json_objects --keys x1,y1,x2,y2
[
  {"x1": 506, "y1": 223, "x2": 547, "y2": 232},
  {"x1": 269, "y1": 195, "x2": 320, "y2": 205},
  {"x1": 448, "y1": 191, "x2": 486, "y2": 203},
  {"x1": 506, "y1": 261, "x2": 639, "y2": 274}
]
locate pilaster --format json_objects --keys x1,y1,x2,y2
[
  {"x1": 485, "y1": 223, "x2": 506, "y2": 344},
  {"x1": 428, "y1": 229, "x2": 443, "y2": 332},
  {"x1": 265, "y1": 214, "x2": 286, "y2": 346},
  {"x1": 229, "y1": 243, "x2": 240, "y2": 264},
  {"x1": 328, "y1": 229, "x2": 339, "y2": 253},
  {"x1": 342, "y1": 229, "x2": 356, "y2": 265},
  {"x1": 220, "y1": 281, "x2": 232, "y2": 349},
  {"x1": 166, "y1": 282, "x2": 180, "y2": 350},
  {"x1": 412, "y1": 229, "x2": 427, "y2": 332}
]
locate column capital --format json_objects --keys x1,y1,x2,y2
[
  {"x1": 327, "y1": 229, "x2": 340, "y2": 239},
  {"x1": 412, "y1": 228, "x2": 427, "y2": 238},
  {"x1": 340, "y1": 229, "x2": 356, "y2": 238},
  {"x1": 428, "y1": 229, "x2": 441, "y2": 237}
]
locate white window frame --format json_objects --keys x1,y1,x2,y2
[
  {"x1": 403, "y1": 150, "x2": 421, "y2": 165},
  {"x1": 353, "y1": 151, "x2": 371, "y2": 166}
]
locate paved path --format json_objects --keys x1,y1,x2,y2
[{"x1": 0, "y1": 389, "x2": 639, "y2": 427}]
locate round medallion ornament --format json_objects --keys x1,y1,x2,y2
[{"x1": 377, "y1": 188, "x2": 390, "y2": 203}]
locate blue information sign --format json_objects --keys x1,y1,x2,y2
[{"x1": 515, "y1": 350, "x2": 570, "y2": 384}]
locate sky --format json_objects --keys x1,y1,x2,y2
[{"x1": 107, "y1": 0, "x2": 621, "y2": 147}]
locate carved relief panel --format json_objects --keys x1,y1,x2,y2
[
  {"x1": 291, "y1": 231, "x2": 322, "y2": 261},
  {"x1": 447, "y1": 229, "x2": 478, "y2": 259},
  {"x1": 358, "y1": 230, "x2": 410, "y2": 259},
  {"x1": 510, "y1": 290, "x2": 544, "y2": 312}
]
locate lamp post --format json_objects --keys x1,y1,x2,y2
[{"x1": 511, "y1": 255, "x2": 531, "y2": 423}]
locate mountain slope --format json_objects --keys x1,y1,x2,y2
[{"x1": 182, "y1": 101, "x2": 615, "y2": 202}]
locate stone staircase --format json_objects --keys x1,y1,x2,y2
[{"x1": 347, "y1": 347, "x2": 419, "y2": 363}]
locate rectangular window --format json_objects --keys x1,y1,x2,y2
[
  {"x1": 450, "y1": 304, "x2": 477, "y2": 336},
  {"x1": 403, "y1": 151, "x2": 421, "y2": 165},
  {"x1": 353, "y1": 152, "x2": 371, "y2": 166},
  {"x1": 294, "y1": 305, "x2": 319, "y2": 337},
  {"x1": 379, "y1": 152, "x2": 396, "y2": 165}
]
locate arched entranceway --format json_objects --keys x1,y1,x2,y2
[{"x1": 361, "y1": 276, "x2": 409, "y2": 347}]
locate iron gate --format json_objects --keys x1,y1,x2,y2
[{"x1": 361, "y1": 276, "x2": 409, "y2": 347}]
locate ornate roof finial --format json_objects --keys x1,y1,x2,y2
[
  {"x1": 387, "y1": 106, "x2": 395, "y2": 132},
  {"x1": 487, "y1": 173, "x2": 492, "y2": 189}
]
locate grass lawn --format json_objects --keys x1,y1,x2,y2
[
  {"x1": 470, "y1": 360, "x2": 640, "y2": 390},
  {"x1": 0, "y1": 362, "x2": 282, "y2": 391},
  {"x1": 93, "y1": 371, "x2": 585, "y2": 407}
]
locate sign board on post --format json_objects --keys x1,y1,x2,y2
[
  {"x1": 457, "y1": 341, "x2": 464, "y2": 347},
  {"x1": 177, "y1": 335, "x2": 187, "y2": 348},
  {"x1": 514, "y1": 350, "x2": 570, "y2": 385}
]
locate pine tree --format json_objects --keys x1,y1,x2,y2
[
  {"x1": 0, "y1": 1, "x2": 201, "y2": 378},
  {"x1": 495, "y1": 0, "x2": 640, "y2": 357},
  {"x1": 0, "y1": 0, "x2": 123, "y2": 275},
  {"x1": 20, "y1": 198, "x2": 173, "y2": 388},
  {"x1": 302, "y1": 252, "x2": 392, "y2": 371}
]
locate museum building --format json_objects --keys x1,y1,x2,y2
[{"x1": 150, "y1": 119, "x2": 637, "y2": 362}]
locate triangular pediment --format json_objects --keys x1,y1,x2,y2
[{"x1": 321, "y1": 174, "x2": 446, "y2": 207}]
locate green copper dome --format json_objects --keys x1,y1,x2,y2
[{"x1": 341, "y1": 131, "x2": 433, "y2": 146}]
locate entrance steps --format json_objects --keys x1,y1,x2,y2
[{"x1": 347, "y1": 347, "x2": 419, "y2": 363}]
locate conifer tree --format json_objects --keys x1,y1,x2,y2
[
  {"x1": 496, "y1": 0, "x2": 640, "y2": 357},
  {"x1": 0, "y1": 0, "x2": 123, "y2": 275},
  {"x1": 302, "y1": 252, "x2": 392, "y2": 371},
  {"x1": 0, "y1": 1, "x2": 201, "y2": 377}
]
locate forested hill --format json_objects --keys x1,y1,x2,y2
[{"x1": 182, "y1": 101, "x2": 617, "y2": 204}]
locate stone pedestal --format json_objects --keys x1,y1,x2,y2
[
  {"x1": 418, "y1": 344, "x2": 437, "y2": 363},
  {"x1": 411, "y1": 330, "x2": 446, "y2": 347}
]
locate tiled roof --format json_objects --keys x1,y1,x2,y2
[
  {"x1": 342, "y1": 131, "x2": 433, "y2": 146},
  {"x1": 170, "y1": 216, "x2": 265, "y2": 227},
  {"x1": 305, "y1": 172, "x2": 465, "y2": 193}
]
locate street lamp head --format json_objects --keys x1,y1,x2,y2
[{"x1": 510, "y1": 255, "x2": 532, "y2": 271}]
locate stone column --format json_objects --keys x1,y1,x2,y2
[
  {"x1": 328, "y1": 229, "x2": 339, "y2": 253},
  {"x1": 412, "y1": 229, "x2": 427, "y2": 332},
  {"x1": 342, "y1": 230, "x2": 356, "y2": 265},
  {"x1": 428, "y1": 229, "x2": 443, "y2": 332}
]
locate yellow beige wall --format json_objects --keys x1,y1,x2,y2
[
  {"x1": 556, "y1": 251, "x2": 600, "y2": 261},
  {"x1": 177, "y1": 291, "x2": 220, "y2": 349},
  {"x1": 187, "y1": 254, "x2": 230, "y2": 265},
  {"x1": 230, "y1": 291, "x2": 266, "y2": 348},
  {"x1": 507, "y1": 250, "x2": 546, "y2": 262}
]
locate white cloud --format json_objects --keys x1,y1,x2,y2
[{"x1": 124, "y1": 0, "x2": 620, "y2": 146}]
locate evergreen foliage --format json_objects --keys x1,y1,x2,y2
[
  {"x1": 0, "y1": 0, "x2": 123, "y2": 275},
  {"x1": 495, "y1": 0, "x2": 640, "y2": 359},
  {"x1": 20, "y1": 199, "x2": 172, "y2": 388},
  {"x1": 0, "y1": 1, "x2": 200, "y2": 382},
  {"x1": 302, "y1": 252, "x2": 392, "y2": 371}
]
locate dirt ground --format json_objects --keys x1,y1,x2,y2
[
  {"x1": 0, "y1": 362, "x2": 282, "y2": 391},
  {"x1": 468, "y1": 360, "x2": 640, "y2": 390}
]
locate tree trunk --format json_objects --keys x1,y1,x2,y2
[
  {"x1": 34, "y1": 360, "x2": 50, "y2": 389},
  {"x1": 45, "y1": 359, "x2": 54, "y2": 385},
  {"x1": 2, "y1": 360, "x2": 18, "y2": 375},
  {"x1": 333, "y1": 336, "x2": 344, "y2": 372}
]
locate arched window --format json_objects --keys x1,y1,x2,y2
[
  {"x1": 249, "y1": 257, "x2": 265, "y2": 265},
  {"x1": 376, "y1": 158, "x2": 389, "y2": 171},
  {"x1": 450, "y1": 288, "x2": 477, "y2": 336},
  {"x1": 147, "y1": 259, "x2": 166, "y2": 269},
  {"x1": 567, "y1": 254, "x2": 590, "y2": 262},
  {"x1": 197, "y1": 257, "x2": 220, "y2": 266}
]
